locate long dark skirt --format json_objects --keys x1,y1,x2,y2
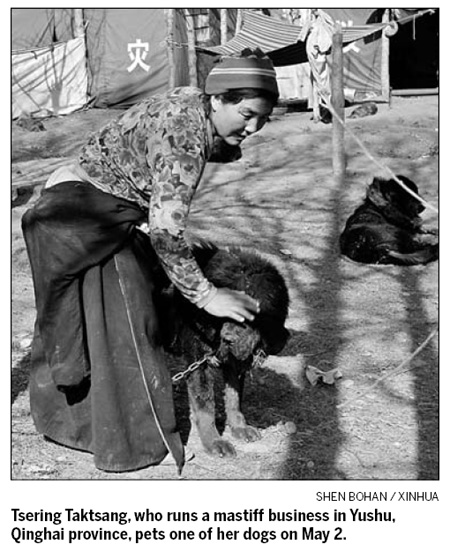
[{"x1": 21, "y1": 181, "x2": 184, "y2": 473}]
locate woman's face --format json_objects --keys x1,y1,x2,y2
[{"x1": 210, "y1": 95, "x2": 274, "y2": 146}]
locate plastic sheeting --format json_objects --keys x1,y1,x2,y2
[
  {"x1": 202, "y1": 10, "x2": 388, "y2": 66},
  {"x1": 11, "y1": 8, "x2": 75, "y2": 50},
  {"x1": 12, "y1": 36, "x2": 89, "y2": 119},
  {"x1": 200, "y1": 9, "x2": 389, "y2": 99},
  {"x1": 275, "y1": 64, "x2": 310, "y2": 101}
]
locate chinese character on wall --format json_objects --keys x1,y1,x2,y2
[{"x1": 127, "y1": 39, "x2": 151, "y2": 72}]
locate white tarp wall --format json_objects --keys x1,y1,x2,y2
[
  {"x1": 12, "y1": 36, "x2": 89, "y2": 119},
  {"x1": 275, "y1": 63, "x2": 311, "y2": 101}
]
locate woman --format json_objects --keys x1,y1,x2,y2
[{"x1": 22, "y1": 49, "x2": 279, "y2": 473}]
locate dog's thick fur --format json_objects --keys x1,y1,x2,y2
[
  {"x1": 339, "y1": 175, "x2": 438, "y2": 265},
  {"x1": 164, "y1": 243, "x2": 290, "y2": 457}
]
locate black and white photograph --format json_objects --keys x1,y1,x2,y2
[{"x1": 10, "y1": 7, "x2": 440, "y2": 484}]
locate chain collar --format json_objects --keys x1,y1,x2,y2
[
  {"x1": 171, "y1": 348, "x2": 268, "y2": 385},
  {"x1": 172, "y1": 352, "x2": 221, "y2": 384}
]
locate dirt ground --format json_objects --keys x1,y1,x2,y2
[{"x1": 11, "y1": 94, "x2": 439, "y2": 480}]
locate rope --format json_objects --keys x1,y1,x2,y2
[
  {"x1": 114, "y1": 255, "x2": 177, "y2": 462},
  {"x1": 394, "y1": 9, "x2": 436, "y2": 27},
  {"x1": 299, "y1": 327, "x2": 439, "y2": 442},
  {"x1": 336, "y1": 326, "x2": 438, "y2": 409},
  {"x1": 324, "y1": 99, "x2": 439, "y2": 214}
]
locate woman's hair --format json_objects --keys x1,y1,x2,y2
[{"x1": 203, "y1": 87, "x2": 277, "y2": 117}]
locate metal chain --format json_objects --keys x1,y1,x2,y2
[
  {"x1": 172, "y1": 348, "x2": 267, "y2": 385},
  {"x1": 172, "y1": 352, "x2": 220, "y2": 384},
  {"x1": 252, "y1": 348, "x2": 267, "y2": 369}
]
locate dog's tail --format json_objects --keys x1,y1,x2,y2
[{"x1": 384, "y1": 244, "x2": 439, "y2": 265}]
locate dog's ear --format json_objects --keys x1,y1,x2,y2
[
  {"x1": 378, "y1": 177, "x2": 397, "y2": 204},
  {"x1": 367, "y1": 176, "x2": 383, "y2": 199},
  {"x1": 258, "y1": 319, "x2": 290, "y2": 355},
  {"x1": 189, "y1": 241, "x2": 219, "y2": 270},
  {"x1": 371, "y1": 177, "x2": 382, "y2": 189}
]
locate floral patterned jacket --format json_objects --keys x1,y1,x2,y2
[{"x1": 79, "y1": 87, "x2": 217, "y2": 306}]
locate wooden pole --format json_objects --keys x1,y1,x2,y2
[
  {"x1": 331, "y1": 23, "x2": 346, "y2": 181},
  {"x1": 184, "y1": 9, "x2": 198, "y2": 87},
  {"x1": 166, "y1": 9, "x2": 176, "y2": 89},
  {"x1": 381, "y1": 9, "x2": 391, "y2": 104},
  {"x1": 236, "y1": 9, "x2": 243, "y2": 34},
  {"x1": 72, "y1": 8, "x2": 88, "y2": 105},
  {"x1": 220, "y1": 9, "x2": 228, "y2": 45},
  {"x1": 72, "y1": 9, "x2": 84, "y2": 37}
]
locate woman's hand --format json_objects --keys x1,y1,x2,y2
[{"x1": 203, "y1": 287, "x2": 260, "y2": 323}]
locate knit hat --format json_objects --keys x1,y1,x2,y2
[{"x1": 205, "y1": 50, "x2": 279, "y2": 98}]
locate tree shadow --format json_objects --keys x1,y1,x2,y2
[
  {"x1": 11, "y1": 106, "x2": 438, "y2": 479},
  {"x1": 11, "y1": 351, "x2": 31, "y2": 403},
  {"x1": 397, "y1": 268, "x2": 439, "y2": 479},
  {"x1": 190, "y1": 120, "x2": 438, "y2": 479},
  {"x1": 190, "y1": 134, "x2": 348, "y2": 478},
  {"x1": 169, "y1": 327, "x2": 343, "y2": 479},
  {"x1": 275, "y1": 179, "x2": 347, "y2": 479}
]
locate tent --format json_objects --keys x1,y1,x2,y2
[
  {"x1": 387, "y1": 9, "x2": 439, "y2": 91},
  {"x1": 11, "y1": 8, "x2": 192, "y2": 117},
  {"x1": 82, "y1": 9, "x2": 190, "y2": 108},
  {"x1": 11, "y1": 8, "x2": 437, "y2": 118},
  {"x1": 200, "y1": 9, "x2": 390, "y2": 101},
  {"x1": 326, "y1": 8, "x2": 438, "y2": 94},
  {"x1": 201, "y1": 9, "x2": 437, "y2": 102},
  {"x1": 12, "y1": 36, "x2": 89, "y2": 120}
]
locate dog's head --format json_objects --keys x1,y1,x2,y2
[
  {"x1": 175, "y1": 243, "x2": 290, "y2": 364},
  {"x1": 368, "y1": 175, "x2": 425, "y2": 219}
]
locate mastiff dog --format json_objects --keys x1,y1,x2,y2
[
  {"x1": 340, "y1": 175, "x2": 438, "y2": 265},
  {"x1": 163, "y1": 242, "x2": 290, "y2": 457}
]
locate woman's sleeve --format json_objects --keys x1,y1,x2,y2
[{"x1": 147, "y1": 105, "x2": 215, "y2": 306}]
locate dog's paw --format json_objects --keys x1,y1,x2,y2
[
  {"x1": 205, "y1": 439, "x2": 237, "y2": 458},
  {"x1": 420, "y1": 227, "x2": 438, "y2": 237},
  {"x1": 420, "y1": 233, "x2": 439, "y2": 245},
  {"x1": 231, "y1": 425, "x2": 261, "y2": 442}
]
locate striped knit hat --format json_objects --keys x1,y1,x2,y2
[{"x1": 205, "y1": 51, "x2": 279, "y2": 98}]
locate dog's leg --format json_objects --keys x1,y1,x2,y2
[
  {"x1": 186, "y1": 364, "x2": 236, "y2": 457},
  {"x1": 224, "y1": 360, "x2": 261, "y2": 443}
]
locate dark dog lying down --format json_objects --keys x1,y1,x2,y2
[
  {"x1": 340, "y1": 175, "x2": 438, "y2": 265},
  {"x1": 164, "y1": 243, "x2": 289, "y2": 457}
]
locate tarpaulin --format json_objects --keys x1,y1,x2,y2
[
  {"x1": 12, "y1": 36, "x2": 89, "y2": 119},
  {"x1": 201, "y1": 10, "x2": 388, "y2": 67},
  {"x1": 84, "y1": 8, "x2": 189, "y2": 108},
  {"x1": 11, "y1": 8, "x2": 74, "y2": 50}
]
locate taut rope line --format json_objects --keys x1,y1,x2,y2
[{"x1": 324, "y1": 99, "x2": 439, "y2": 215}]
